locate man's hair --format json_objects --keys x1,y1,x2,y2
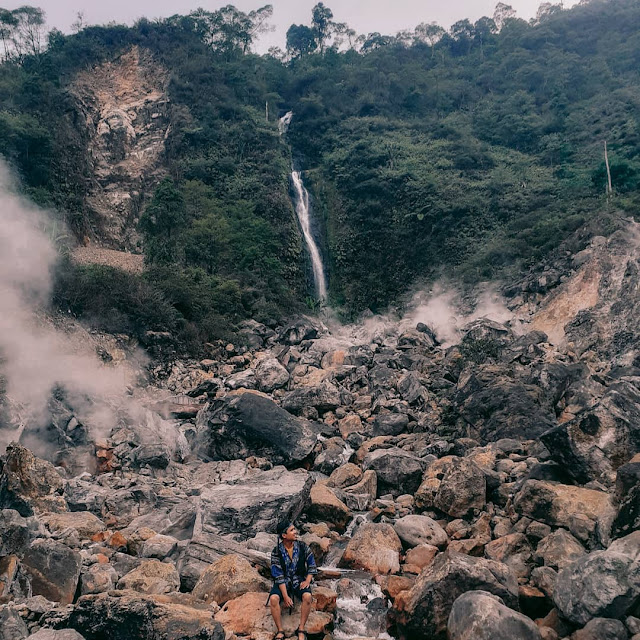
[{"x1": 276, "y1": 520, "x2": 293, "y2": 538}]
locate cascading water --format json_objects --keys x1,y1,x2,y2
[{"x1": 279, "y1": 112, "x2": 328, "y2": 302}]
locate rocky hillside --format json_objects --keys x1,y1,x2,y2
[{"x1": 1, "y1": 223, "x2": 639, "y2": 639}]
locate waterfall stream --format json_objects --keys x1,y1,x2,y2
[{"x1": 279, "y1": 112, "x2": 328, "y2": 301}]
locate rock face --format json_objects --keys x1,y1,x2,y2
[
  {"x1": 192, "y1": 555, "x2": 269, "y2": 605},
  {"x1": 199, "y1": 466, "x2": 312, "y2": 539},
  {"x1": 196, "y1": 394, "x2": 320, "y2": 466},
  {"x1": 339, "y1": 523, "x2": 402, "y2": 575},
  {"x1": 447, "y1": 591, "x2": 542, "y2": 640},
  {"x1": 71, "y1": 46, "x2": 170, "y2": 248},
  {"x1": 67, "y1": 591, "x2": 225, "y2": 640},
  {"x1": 393, "y1": 551, "x2": 519, "y2": 640},
  {"x1": 553, "y1": 531, "x2": 640, "y2": 626},
  {"x1": 21, "y1": 539, "x2": 82, "y2": 604}
]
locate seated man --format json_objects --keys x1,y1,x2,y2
[{"x1": 268, "y1": 520, "x2": 317, "y2": 640}]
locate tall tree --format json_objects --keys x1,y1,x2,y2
[
  {"x1": 493, "y1": 2, "x2": 516, "y2": 31},
  {"x1": 286, "y1": 24, "x2": 317, "y2": 58},
  {"x1": 311, "y1": 2, "x2": 334, "y2": 53},
  {"x1": 414, "y1": 22, "x2": 445, "y2": 57}
]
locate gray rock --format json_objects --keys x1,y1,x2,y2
[
  {"x1": 554, "y1": 531, "x2": 640, "y2": 626},
  {"x1": 393, "y1": 515, "x2": 448, "y2": 549},
  {"x1": 0, "y1": 509, "x2": 31, "y2": 555},
  {"x1": 28, "y1": 631, "x2": 86, "y2": 640},
  {"x1": 196, "y1": 394, "x2": 320, "y2": 465},
  {"x1": 225, "y1": 368, "x2": 256, "y2": 390},
  {"x1": 139, "y1": 534, "x2": 178, "y2": 559},
  {"x1": 313, "y1": 438, "x2": 352, "y2": 475},
  {"x1": 536, "y1": 529, "x2": 585, "y2": 571},
  {"x1": 393, "y1": 551, "x2": 519, "y2": 640},
  {"x1": 572, "y1": 617, "x2": 629, "y2": 640},
  {"x1": 281, "y1": 381, "x2": 343, "y2": 415},
  {"x1": 254, "y1": 358, "x2": 289, "y2": 392},
  {"x1": 21, "y1": 539, "x2": 82, "y2": 604},
  {"x1": 116, "y1": 559, "x2": 180, "y2": 594},
  {"x1": 80, "y1": 563, "x2": 118, "y2": 595},
  {"x1": 372, "y1": 413, "x2": 409, "y2": 437},
  {"x1": 363, "y1": 448, "x2": 425, "y2": 496},
  {"x1": 0, "y1": 608, "x2": 29, "y2": 640},
  {"x1": 447, "y1": 590, "x2": 542, "y2": 640},
  {"x1": 132, "y1": 444, "x2": 170, "y2": 469}
]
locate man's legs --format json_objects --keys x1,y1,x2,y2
[
  {"x1": 298, "y1": 591, "x2": 312, "y2": 636},
  {"x1": 269, "y1": 594, "x2": 284, "y2": 635}
]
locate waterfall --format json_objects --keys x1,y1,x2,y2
[{"x1": 279, "y1": 112, "x2": 328, "y2": 302}]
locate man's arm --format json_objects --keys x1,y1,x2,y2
[
  {"x1": 271, "y1": 546, "x2": 293, "y2": 607},
  {"x1": 300, "y1": 544, "x2": 317, "y2": 588}
]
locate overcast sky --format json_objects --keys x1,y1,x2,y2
[{"x1": 5, "y1": 0, "x2": 579, "y2": 52}]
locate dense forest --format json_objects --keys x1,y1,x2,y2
[{"x1": 1, "y1": 0, "x2": 639, "y2": 344}]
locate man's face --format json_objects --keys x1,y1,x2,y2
[{"x1": 282, "y1": 524, "x2": 297, "y2": 542}]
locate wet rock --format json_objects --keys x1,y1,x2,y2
[
  {"x1": 67, "y1": 591, "x2": 224, "y2": 640},
  {"x1": 214, "y1": 591, "x2": 331, "y2": 640},
  {"x1": 554, "y1": 531, "x2": 640, "y2": 626},
  {"x1": 339, "y1": 523, "x2": 402, "y2": 575},
  {"x1": 282, "y1": 381, "x2": 343, "y2": 415},
  {"x1": 196, "y1": 394, "x2": 320, "y2": 465},
  {"x1": 341, "y1": 469, "x2": 377, "y2": 511},
  {"x1": 116, "y1": 559, "x2": 180, "y2": 594},
  {"x1": 22, "y1": 539, "x2": 82, "y2": 604},
  {"x1": 393, "y1": 515, "x2": 448, "y2": 549},
  {"x1": 41, "y1": 512, "x2": 106, "y2": 539},
  {"x1": 447, "y1": 590, "x2": 542, "y2": 640},
  {"x1": 139, "y1": 534, "x2": 178, "y2": 560},
  {"x1": 0, "y1": 445, "x2": 66, "y2": 516},
  {"x1": 362, "y1": 448, "x2": 425, "y2": 496},
  {"x1": 254, "y1": 358, "x2": 290, "y2": 392},
  {"x1": 0, "y1": 509, "x2": 31, "y2": 555},
  {"x1": 415, "y1": 456, "x2": 486, "y2": 518},
  {"x1": 485, "y1": 533, "x2": 534, "y2": 579},
  {"x1": 536, "y1": 529, "x2": 586, "y2": 571},
  {"x1": 392, "y1": 551, "x2": 519, "y2": 640},
  {"x1": 200, "y1": 466, "x2": 312, "y2": 539},
  {"x1": 312, "y1": 586, "x2": 337, "y2": 613},
  {"x1": 308, "y1": 484, "x2": 351, "y2": 532},
  {"x1": 192, "y1": 555, "x2": 269, "y2": 605},
  {"x1": 80, "y1": 563, "x2": 118, "y2": 595},
  {"x1": 571, "y1": 617, "x2": 629, "y2": 640},
  {"x1": 514, "y1": 480, "x2": 615, "y2": 545}
]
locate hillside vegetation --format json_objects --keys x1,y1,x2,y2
[{"x1": 1, "y1": 0, "x2": 639, "y2": 340}]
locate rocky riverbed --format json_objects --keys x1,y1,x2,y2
[{"x1": 2, "y1": 229, "x2": 640, "y2": 640}]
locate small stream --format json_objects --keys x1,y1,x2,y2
[{"x1": 318, "y1": 514, "x2": 393, "y2": 640}]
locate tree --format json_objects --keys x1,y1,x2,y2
[
  {"x1": 0, "y1": 8, "x2": 17, "y2": 61},
  {"x1": 11, "y1": 5, "x2": 46, "y2": 58},
  {"x1": 493, "y1": 2, "x2": 516, "y2": 31},
  {"x1": 474, "y1": 16, "x2": 497, "y2": 57},
  {"x1": 286, "y1": 23, "x2": 317, "y2": 58},
  {"x1": 450, "y1": 19, "x2": 474, "y2": 55},
  {"x1": 535, "y1": 3, "x2": 563, "y2": 24},
  {"x1": 415, "y1": 22, "x2": 445, "y2": 57},
  {"x1": 311, "y1": 2, "x2": 334, "y2": 53}
]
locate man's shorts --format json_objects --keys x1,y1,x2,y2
[{"x1": 268, "y1": 583, "x2": 312, "y2": 604}]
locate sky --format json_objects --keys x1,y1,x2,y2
[{"x1": 6, "y1": 0, "x2": 579, "y2": 52}]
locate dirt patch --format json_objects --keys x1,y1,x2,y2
[{"x1": 72, "y1": 246, "x2": 145, "y2": 274}]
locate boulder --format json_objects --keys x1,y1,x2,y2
[
  {"x1": 554, "y1": 531, "x2": 640, "y2": 626},
  {"x1": 313, "y1": 438, "x2": 352, "y2": 475},
  {"x1": 338, "y1": 415, "x2": 364, "y2": 440},
  {"x1": 281, "y1": 381, "x2": 343, "y2": 415},
  {"x1": 116, "y1": 559, "x2": 180, "y2": 594},
  {"x1": 372, "y1": 413, "x2": 409, "y2": 437},
  {"x1": 41, "y1": 512, "x2": 106, "y2": 539},
  {"x1": 536, "y1": 529, "x2": 586, "y2": 571},
  {"x1": 341, "y1": 470, "x2": 377, "y2": 511},
  {"x1": 0, "y1": 509, "x2": 31, "y2": 555},
  {"x1": 415, "y1": 456, "x2": 486, "y2": 517},
  {"x1": 514, "y1": 480, "x2": 615, "y2": 545},
  {"x1": 28, "y1": 631, "x2": 86, "y2": 640},
  {"x1": 196, "y1": 394, "x2": 320, "y2": 465},
  {"x1": 392, "y1": 551, "x2": 519, "y2": 640},
  {"x1": 339, "y1": 523, "x2": 402, "y2": 575},
  {"x1": 0, "y1": 444, "x2": 66, "y2": 516},
  {"x1": 199, "y1": 466, "x2": 312, "y2": 539},
  {"x1": 571, "y1": 617, "x2": 629, "y2": 640},
  {"x1": 80, "y1": 563, "x2": 118, "y2": 595},
  {"x1": 404, "y1": 544, "x2": 439, "y2": 573},
  {"x1": 484, "y1": 533, "x2": 534, "y2": 579},
  {"x1": 67, "y1": 591, "x2": 225, "y2": 640},
  {"x1": 254, "y1": 358, "x2": 290, "y2": 392},
  {"x1": 192, "y1": 554, "x2": 269, "y2": 605},
  {"x1": 613, "y1": 459, "x2": 640, "y2": 539},
  {"x1": 327, "y1": 463, "x2": 362, "y2": 490},
  {"x1": 307, "y1": 484, "x2": 351, "y2": 532},
  {"x1": 21, "y1": 538, "x2": 82, "y2": 604},
  {"x1": 447, "y1": 590, "x2": 542, "y2": 640},
  {"x1": 139, "y1": 534, "x2": 178, "y2": 560},
  {"x1": 393, "y1": 515, "x2": 448, "y2": 549},
  {"x1": 362, "y1": 448, "x2": 425, "y2": 496},
  {"x1": 0, "y1": 608, "x2": 29, "y2": 640},
  {"x1": 215, "y1": 591, "x2": 332, "y2": 640}
]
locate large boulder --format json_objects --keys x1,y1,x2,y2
[
  {"x1": 536, "y1": 529, "x2": 586, "y2": 571},
  {"x1": 192, "y1": 555, "x2": 269, "y2": 605},
  {"x1": 514, "y1": 480, "x2": 615, "y2": 545},
  {"x1": 484, "y1": 533, "x2": 534, "y2": 579},
  {"x1": 116, "y1": 560, "x2": 180, "y2": 595},
  {"x1": 67, "y1": 591, "x2": 225, "y2": 640},
  {"x1": 0, "y1": 509, "x2": 31, "y2": 555},
  {"x1": 41, "y1": 512, "x2": 106, "y2": 539},
  {"x1": 21, "y1": 538, "x2": 82, "y2": 604},
  {"x1": 392, "y1": 551, "x2": 519, "y2": 640},
  {"x1": 80, "y1": 563, "x2": 118, "y2": 595},
  {"x1": 195, "y1": 394, "x2": 320, "y2": 466},
  {"x1": 307, "y1": 484, "x2": 351, "y2": 532},
  {"x1": 415, "y1": 456, "x2": 486, "y2": 517},
  {"x1": 613, "y1": 457, "x2": 640, "y2": 539},
  {"x1": 281, "y1": 381, "x2": 343, "y2": 415},
  {"x1": 393, "y1": 515, "x2": 448, "y2": 549},
  {"x1": 0, "y1": 445, "x2": 66, "y2": 516},
  {"x1": 339, "y1": 523, "x2": 402, "y2": 575},
  {"x1": 362, "y1": 448, "x2": 425, "y2": 496},
  {"x1": 553, "y1": 531, "x2": 640, "y2": 626},
  {"x1": 254, "y1": 358, "x2": 290, "y2": 392},
  {"x1": 572, "y1": 617, "x2": 630, "y2": 640},
  {"x1": 28, "y1": 631, "x2": 86, "y2": 640},
  {"x1": 0, "y1": 608, "x2": 28, "y2": 640},
  {"x1": 447, "y1": 590, "x2": 542, "y2": 640},
  {"x1": 199, "y1": 467, "x2": 312, "y2": 539}
]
